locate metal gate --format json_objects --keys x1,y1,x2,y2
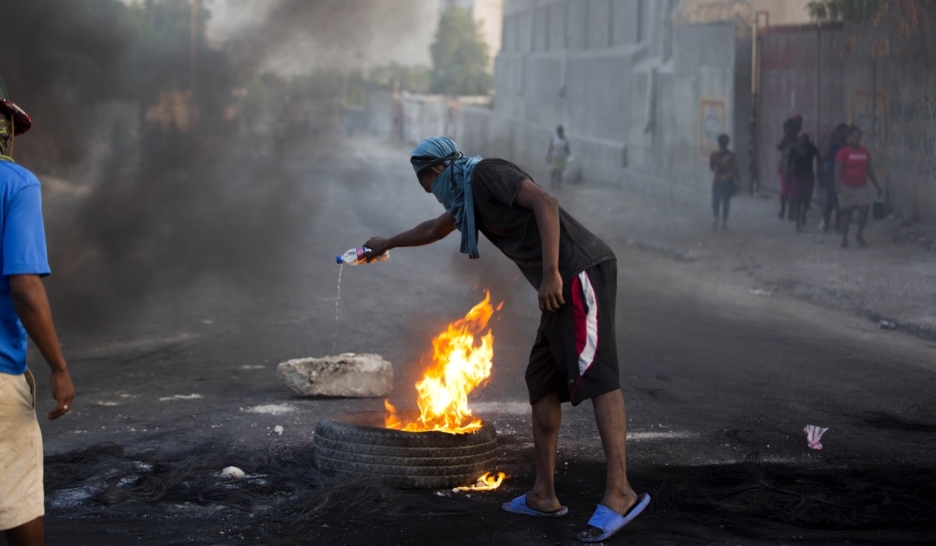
[{"x1": 755, "y1": 24, "x2": 846, "y2": 192}]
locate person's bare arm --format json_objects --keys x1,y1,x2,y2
[
  {"x1": 546, "y1": 140, "x2": 554, "y2": 163},
  {"x1": 513, "y1": 179, "x2": 564, "y2": 313},
  {"x1": 364, "y1": 212, "x2": 456, "y2": 260},
  {"x1": 9, "y1": 274, "x2": 74, "y2": 420},
  {"x1": 866, "y1": 158, "x2": 883, "y2": 197}
]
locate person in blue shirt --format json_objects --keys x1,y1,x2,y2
[{"x1": 0, "y1": 82, "x2": 74, "y2": 546}]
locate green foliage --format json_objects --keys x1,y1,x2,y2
[
  {"x1": 430, "y1": 5, "x2": 491, "y2": 96},
  {"x1": 807, "y1": 0, "x2": 931, "y2": 27},
  {"x1": 807, "y1": 0, "x2": 888, "y2": 23},
  {"x1": 370, "y1": 63, "x2": 433, "y2": 94},
  {"x1": 807, "y1": 0, "x2": 932, "y2": 58}
]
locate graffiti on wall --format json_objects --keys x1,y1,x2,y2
[
  {"x1": 888, "y1": 93, "x2": 936, "y2": 178},
  {"x1": 849, "y1": 88, "x2": 888, "y2": 149},
  {"x1": 890, "y1": 94, "x2": 936, "y2": 123},
  {"x1": 700, "y1": 97, "x2": 727, "y2": 155}
]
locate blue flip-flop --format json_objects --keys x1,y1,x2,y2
[
  {"x1": 577, "y1": 492, "x2": 651, "y2": 543},
  {"x1": 501, "y1": 493, "x2": 569, "y2": 518}
]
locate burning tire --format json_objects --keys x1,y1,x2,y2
[{"x1": 313, "y1": 411, "x2": 497, "y2": 489}]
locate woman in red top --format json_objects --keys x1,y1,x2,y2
[{"x1": 835, "y1": 126, "x2": 882, "y2": 248}]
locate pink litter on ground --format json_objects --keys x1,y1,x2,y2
[{"x1": 803, "y1": 425, "x2": 829, "y2": 450}]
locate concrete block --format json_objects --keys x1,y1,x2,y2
[{"x1": 277, "y1": 353, "x2": 393, "y2": 398}]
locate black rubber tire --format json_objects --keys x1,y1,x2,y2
[{"x1": 313, "y1": 411, "x2": 498, "y2": 489}]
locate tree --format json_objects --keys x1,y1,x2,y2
[
  {"x1": 807, "y1": 0, "x2": 933, "y2": 58},
  {"x1": 369, "y1": 63, "x2": 433, "y2": 94},
  {"x1": 430, "y1": 5, "x2": 492, "y2": 96}
]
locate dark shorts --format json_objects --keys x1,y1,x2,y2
[{"x1": 526, "y1": 259, "x2": 621, "y2": 406}]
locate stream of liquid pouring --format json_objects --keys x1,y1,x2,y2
[{"x1": 332, "y1": 263, "x2": 343, "y2": 354}]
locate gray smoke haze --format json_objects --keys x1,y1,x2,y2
[
  {"x1": 0, "y1": 0, "x2": 129, "y2": 169},
  {"x1": 0, "y1": 0, "x2": 425, "y2": 332},
  {"x1": 232, "y1": 0, "x2": 435, "y2": 73}
]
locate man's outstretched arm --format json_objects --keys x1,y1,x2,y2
[
  {"x1": 514, "y1": 179, "x2": 564, "y2": 313},
  {"x1": 9, "y1": 274, "x2": 74, "y2": 419},
  {"x1": 364, "y1": 212, "x2": 456, "y2": 260}
]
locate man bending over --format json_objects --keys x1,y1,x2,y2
[{"x1": 364, "y1": 137, "x2": 649, "y2": 543}]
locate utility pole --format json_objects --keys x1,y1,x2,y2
[{"x1": 190, "y1": 0, "x2": 198, "y2": 94}]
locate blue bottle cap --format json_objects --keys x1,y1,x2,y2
[{"x1": 336, "y1": 256, "x2": 342, "y2": 264}]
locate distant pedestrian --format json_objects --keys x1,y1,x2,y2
[
  {"x1": 835, "y1": 126, "x2": 883, "y2": 248},
  {"x1": 0, "y1": 80, "x2": 75, "y2": 546},
  {"x1": 786, "y1": 133, "x2": 819, "y2": 232},
  {"x1": 818, "y1": 123, "x2": 848, "y2": 232},
  {"x1": 709, "y1": 134, "x2": 739, "y2": 231},
  {"x1": 546, "y1": 125, "x2": 570, "y2": 191},
  {"x1": 776, "y1": 115, "x2": 802, "y2": 220}
]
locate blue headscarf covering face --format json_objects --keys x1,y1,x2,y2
[{"x1": 411, "y1": 137, "x2": 483, "y2": 259}]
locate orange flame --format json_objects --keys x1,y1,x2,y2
[
  {"x1": 385, "y1": 291, "x2": 501, "y2": 434},
  {"x1": 456, "y1": 472, "x2": 508, "y2": 491}
]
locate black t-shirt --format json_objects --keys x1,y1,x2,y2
[
  {"x1": 788, "y1": 143, "x2": 818, "y2": 178},
  {"x1": 470, "y1": 159, "x2": 615, "y2": 289}
]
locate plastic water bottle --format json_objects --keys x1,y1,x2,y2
[{"x1": 336, "y1": 246, "x2": 389, "y2": 266}]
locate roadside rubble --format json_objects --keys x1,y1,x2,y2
[{"x1": 277, "y1": 353, "x2": 393, "y2": 398}]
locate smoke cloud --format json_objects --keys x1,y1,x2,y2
[{"x1": 0, "y1": 0, "x2": 426, "y2": 331}]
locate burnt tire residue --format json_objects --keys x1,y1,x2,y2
[
  {"x1": 313, "y1": 411, "x2": 498, "y2": 489},
  {"x1": 41, "y1": 443, "x2": 936, "y2": 544}
]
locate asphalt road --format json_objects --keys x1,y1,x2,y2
[{"x1": 36, "y1": 138, "x2": 936, "y2": 545}]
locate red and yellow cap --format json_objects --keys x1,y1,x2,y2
[{"x1": 0, "y1": 76, "x2": 31, "y2": 135}]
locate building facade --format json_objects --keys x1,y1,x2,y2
[{"x1": 491, "y1": 0, "x2": 751, "y2": 200}]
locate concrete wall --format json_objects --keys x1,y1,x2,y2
[
  {"x1": 401, "y1": 93, "x2": 450, "y2": 144},
  {"x1": 492, "y1": 0, "x2": 746, "y2": 199},
  {"x1": 627, "y1": 22, "x2": 740, "y2": 198},
  {"x1": 362, "y1": 1, "x2": 752, "y2": 203},
  {"x1": 364, "y1": 89, "x2": 397, "y2": 138},
  {"x1": 371, "y1": 92, "x2": 497, "y2": 158},
  {"x1": 842, "y1": 19, "x2": 936, "y2": 223}
]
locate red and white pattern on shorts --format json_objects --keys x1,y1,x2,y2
[{"x1": 571, "y1": 270, "x2": 599, "y2": 384}]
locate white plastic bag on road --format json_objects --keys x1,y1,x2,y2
[{"x1": 803, "y1": 425, "x2": 828, "y2": 450}]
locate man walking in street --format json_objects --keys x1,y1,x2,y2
[
  {"x1": 0, "y1": 81, "x2": 75, "y2": 546},
  {"x1": 546, "y1": 125, "x2": 570, "y2": 191},
  {"x1": 364, "y1": 137, "x2": 649, "y2": 543},
  {"x1": 709, "y1": 134, "x2": 740, "y2": 231}
]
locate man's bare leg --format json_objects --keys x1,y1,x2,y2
[
  {"x1": 580, "y1": 389, "x2": 638, "y2": 539},
  {"x1": 4, "y1": 516, "x2": 44, "y2": 546},
  {"x1": 526, "y1": 391, "x2": 565, "y2": 512}
]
